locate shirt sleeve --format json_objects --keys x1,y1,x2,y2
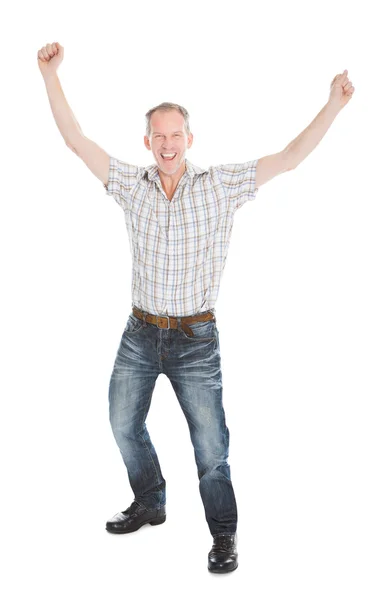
[
  {"x1": 103, "y1": 156, "x2": 141, "y2": 210},
  {"x1": 216, "y1": 159, "x2": 259, "y2": 210}
]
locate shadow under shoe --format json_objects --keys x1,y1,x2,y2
[
  {"x1": 208, "y1": 533, "x2": 238, "y2": 573},
  {"x1": 106, "y1": 500, "x2": 166, "y2": 534}
]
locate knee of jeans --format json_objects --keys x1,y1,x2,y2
[
  {"x1": 109, "y1": 410, "x2": 140, "y2": 440},
  {"x1": 198, "y1": 458, "x2": 230, "y2": 480}
]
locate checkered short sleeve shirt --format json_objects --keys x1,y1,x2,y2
[{"x1": 104, "y1": 156, "x2": 259, "y2": 317}]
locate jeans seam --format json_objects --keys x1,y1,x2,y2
[{"x1": 139, "y1": 389, "x2": 164, "y2": 506}]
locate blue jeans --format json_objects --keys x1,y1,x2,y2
[{"x1": 108, "y1": 309, "x2": 237, "y2": 536}]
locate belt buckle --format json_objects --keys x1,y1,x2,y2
[{"x1": 157, "y1": 315, "x2": 170, "y2": 330}]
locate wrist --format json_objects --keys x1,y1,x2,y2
[
  {"x1": 43, "y1": 72, "x2": 59, "y2": 86},
  {"x1": 325, "y1": 100, "x2": 341, "y2": 117}
]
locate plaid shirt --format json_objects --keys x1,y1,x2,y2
[{"x1": 104, "y1": 156, "x2": 259, "y2": 317}]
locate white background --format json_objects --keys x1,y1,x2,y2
[{"x1": 1, "y1": 0, "x2": 375, "y2": 598}]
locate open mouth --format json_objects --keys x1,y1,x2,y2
[{"x1": 161, "y1": 153, "x2": 177, "y2": 161}]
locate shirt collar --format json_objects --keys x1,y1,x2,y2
[{"x1": 143, "y1": 158, "x2": 207, "y2": 184}]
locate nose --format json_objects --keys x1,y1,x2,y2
[{"x1": 161, "y1": 141, "x2": 177, "y2": 149}]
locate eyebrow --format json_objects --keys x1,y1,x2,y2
[{"x1": 152, "y1": 131, "x2": 183, "y2": 134}]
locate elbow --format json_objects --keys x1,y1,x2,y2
[
  {"x1": 66, "y1": 140, "x2": 78, "y2": 155},
  {"x1": 283, "y1": 150, "x2": 296, "y2": 172},
  {"x1": 285, "y1": 157, "x2": 297, "y2": 172}
]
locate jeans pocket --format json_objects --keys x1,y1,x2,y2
[
  {"x1": 179, "y1": 319, "x2": 217, "y2": 342},
  {"x1": 122, "y1": 314, "x2": 144, "y2": 335}
]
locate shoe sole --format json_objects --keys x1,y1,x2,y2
[
  {"x1": 208, "y1": 562, "x2": 238, "y2": 574},
  {"x1": 106, "y1": 515, "x2": 166, "y2": 534}
]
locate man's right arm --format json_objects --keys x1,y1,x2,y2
[
  {"x1": 43, "y1": 73, "x2": 110, "y2": 185},
  {"x1": 39, "y1": 42, "x2": 110, "y2": 186}
]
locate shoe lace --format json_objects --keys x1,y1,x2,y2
[
  {"x1": 123, "y1": 501, "x2": 140, "y2": 515},
  {"x1": 212, "y1": 535, "x2": 235, "y2": 552}
]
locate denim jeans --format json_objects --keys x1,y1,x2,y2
[{"x1": 108, "y1": 308, "x2": 237, "y2": 536}]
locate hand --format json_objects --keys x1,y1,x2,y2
[
  {"x1": 328, "y1": 69, "x2": 355, "y2": 111},
  {"x1": 37, "y1": 42, "x2": 64, "y2": 80}
]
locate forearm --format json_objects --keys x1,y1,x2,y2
[
  {"x1": 43, "y1": 73, "x2": 84, "y2": 147},
  {"x1": 284, "y1": 102, "x2": 340, "y2": 170}
]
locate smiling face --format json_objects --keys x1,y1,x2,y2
[{"x1": 144, "y1": 109, "x2": 193, "y2": 176}]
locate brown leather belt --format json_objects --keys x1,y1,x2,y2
[{"x1": 132, "y1": 306, "x2": 215, "y2": 338}]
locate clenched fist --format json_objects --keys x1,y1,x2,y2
[
  {"x1": 37, "y1": 42, "x2": 64, "y2": 80},
  {"x1": 328, "y1": 69, "x2": 355, "y2": 111}
]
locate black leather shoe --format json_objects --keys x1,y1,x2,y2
[
  {"x1": 106, "y1": 500, "x2": 166, "y2": 534},
  {"x1": 208, "y1": 533, "x2": 238, "y2": 573}
]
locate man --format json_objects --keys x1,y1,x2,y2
[{"x1": 38, "y1": 41, "x2": 355, "y2": 574}]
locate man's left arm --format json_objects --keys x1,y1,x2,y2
[{"x1": 256, "y1": 69, "x2": 355, "y2": 188}]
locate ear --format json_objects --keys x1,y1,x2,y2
[
  {"x1": 187, "y1": 133, "x2": 193, "y2": 149},
  {"x1": 144, "y1": 135, "x2": 151, "y2": 150}
]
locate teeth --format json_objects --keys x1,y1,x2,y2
[{"x1": 161, "y1": 153, "x2": 176, "y2": 158}]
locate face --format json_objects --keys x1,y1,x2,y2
[{"x1": 144, "y1": 109, "x2": 193, "y2": 176}]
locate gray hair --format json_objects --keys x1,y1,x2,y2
[{"x1": 145, "y1": 102, "x2": 191, "y2": 138}]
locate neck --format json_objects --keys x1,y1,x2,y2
[{"x1": 158, "y1": 160, "x2": 187, "y2": 199}]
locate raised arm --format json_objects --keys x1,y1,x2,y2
[
  {"x1": 37, "y1": 42, "x2": 110, "y2": 186},
  {"x1": 255, "y1": 69, "x2": 355, "y2": 188}
]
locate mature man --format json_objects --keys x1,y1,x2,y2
[{"x1": 38, "y1": 41, "x2": 354, "y2": 574}]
